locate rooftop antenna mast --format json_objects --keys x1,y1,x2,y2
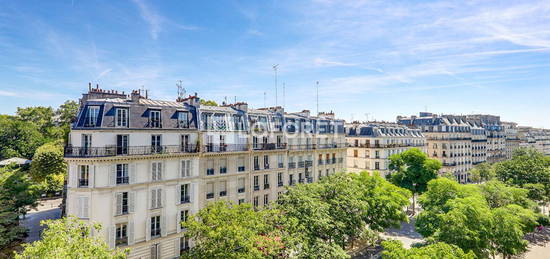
[
  {"x1": 316, "y1": 81, "x2": 319, "y2": 116},
  {"x1": 176, "y1": 80, "x2": 186, "y2": 99},
  {"x1": 273, "y1": 64, "x2": 279, "y2": 107},
  {"x1": 282, "y1": 82, "x2": 286, "y2": 110}
]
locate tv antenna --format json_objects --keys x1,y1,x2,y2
[
  {"x1": 316, "y1": 81, "x2": 319, "y2": 116},
  {"x1": 176, "y1": 80, "x2": 186, "y2": 99},
  {"x1": 282, "y1": 82, "x2": 286, "y2": 110},
  {"x1": 273, "y1": 64, "x2": 279, "y2": 107}
]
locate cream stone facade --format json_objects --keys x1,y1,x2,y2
[
  {"x1": 65, "y1": 86, "x2": 346, "y2": 259},
  {"x1": 345, "y1": 122, "x2": 426, "y2": 177}
]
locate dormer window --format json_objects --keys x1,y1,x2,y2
[
  {"x1": 85, "y1": 106, "x2": 100, "y2": 127},
  {"x1": 116, "y1": 108, "x2": 129, "y2": 127},
  {"x1": 178, "y1": 111, "x2": 189, "y2": 128},
  {"x1": 149, "y1": 110, "x2": 161, "y2": 128}
]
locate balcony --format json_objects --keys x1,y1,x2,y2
[
  {"x1": 219, "y1": 191, "x2": 227, "y2": 197},
  {"x1": 298, "y1": 161, "x2": 305, "y2": 168},
  {"x1": 64, "y1": 144, "x2": 199, "y2": 158},
  {"x1": 253, "y1": 143, "x2": 286, "y2": 150},
  {"x1": 204, "y1": 144, "x2": 248, "y2": 153},
  {"x1": 78, "y1": 179, "x2": 89, "y2": 188},
  {"x1": 206, "y1": 169, "x2": 215, "y2": 176},
  {"x1": 305, "y1": 161, "x2": 313, "y2": 167},
  {"x1": 180, "y1": 195, "x2": 190, "y2": 204},
  {"x1": 116, "y1": 177, "x2": 129, "y2": 185},
  {"x1": 288, "y1": 144, "x2": 314, "y2": 151},
  {"x1": 254, "y1": 185, "x2": 260, "y2": 191},
  {"x1": 288, "y1": 162, "x2": 296, "y2": 169}
]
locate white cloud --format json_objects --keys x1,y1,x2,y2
[{"x1": 0, "y1": 90, "x2": 17, "y2": 97}]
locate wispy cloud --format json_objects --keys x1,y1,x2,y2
[
  {"x1": 0, "y1": 90, "x2": 17, "y2": 97},
  {"x1": 131, "y1": 0, "x2": 197, "y2": 40}
]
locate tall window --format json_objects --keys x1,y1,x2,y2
[
  {"x1": 180, "y1": 184, "x2": 190, "y2": 203},
  {"x1": 181, "y1": 209, "x2": 189, "y2": 223},
  {"x1": 206, "y1": 160, "x2": 214, "y2": 175},
  {"x1": 219, "y1": 181, "x2": 227, "y2": 197},
  {"x1": 232, "y1": 115, "x2": 244, "y2": 131},
  {"x1": 81, "y1": 134, "x2": 92, "y2": 155},
  {"x1": 237, "y1": 157, "x2": 245, "y2": 172},
  {"x1": 264, "y1": 194, "x2": 269, "y2": 205},
  {"x1": 214, "y1": 113, "x2": 226, "y2": 130},
  {"x1": 116, "y1": 192, "x2": 129, "y2": 215},
  {"x1": 206, "y1": 183, "x2": 214, "y2": 199},
  {"x1": 181, "y1": 160, "x2": 191, "y2": 177},
  {"x1": 150, "y1": 189, "x2": 162, "y2": 209},
  {"x1": 116, "y1": 164, "x2": 129, "y2": 185},
  {"x1": 116, "y1": 135, "x2": 128, "y2": 155},
  {"x1": 181, "y1": 134, "x2": 190, "y2": 152},
  {"x1": 263, "y1": 174, "x2": 270, "y2": 189},
  {"x1": 115, "y1": 223, "x2": 128, "y2": 246},
  {"x1": 254, "y1": 156, "x2": 259, "y2": 170},
  {"x1": 151, "y1": 162, "x2": 162, "y2": 181},
  {"x1": 277, "y1": 155, "x2": 284, "y2": 168},
  {"x1": 263, "y1": 155, "x2": 269, "y2": 169},
  {"x1": 150, "y1": 216, "x2": 161, "y2": 238},
  {"x1": 149, "y1": 110, "x2": 161, "y2": 128},
  {"x1": 277, "y1": 172, "x2": 283, "y2": 187},
  {"x1": 238, "y1": 178, "x2": 245, "y2": 193},
  {"x1": 178, "y1": 111, "x2": 189, "y2": 128},
  {"x1": 151, "y1": 135, "x2": 162, "y2": 153},
  {"x1": 253, "y1": 175, "x2": 259, "y2": 191},
  {"x1": 79, "y1": 165, "x2": 89, "y2": 187},
  {"x1": 85, "y1": 106, "x2": 100, "y2": 126},
  {"x1": 151, "y1": 244, "x2": 160, "y2": 259},
  {"x1": 220, "y1": 159, "x2": 227, "y2": 174},
  {"x1": 115, "y1": 108, "x2": 128, "y2": 127},
  {"x1": 180, "y1": 237, "x2": 190, "y2": 255},
  {"x1": 253, "y1": 196, "x2": 259, "y2": 208}
]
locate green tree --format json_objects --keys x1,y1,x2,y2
[
  {"x1": 0, "y1": 115, "x2": 46, "y2": 159},
  {"x1": 30, "y1": 141, "x2": 66, "y2": 182},
  {"x1": 0, "y1": 165, "x2": 38, "y2": 253},
  {"x1": 200, "y1": 99, "x2": 218, "y2": 106},
  {"x1": 182, "y1": 201, "x2": 288, "y2": 259},
  {"x1": 381, "y1": 240, "x2": 476, "y2": 259},
  {"x1": 56, "y1": 100, "x2": 79, "y2": 142},
  {"x1": 16, "y1": 106, "x2": 61, "y2": 140},
  {"x1": 478, "y1": 180, "x2": 535, "y2": 209},
  {"x1": 15, "y1": 216, "x2": 127, "y2": 259},
  {"x1": 490, "y1": 205, "x2": 537, "y2": 259},
  {"x1": 388, "y1": 148, "x2": 441, "y2": 215},
  {"x1": 469, "y1": 162, "x2": 495, "y2": 184}
]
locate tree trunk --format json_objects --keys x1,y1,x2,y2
[{"x1": 412, "y1": 193, "x2": 416, "y2": 216}]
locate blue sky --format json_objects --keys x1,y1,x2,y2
[{"x1": 1, "y1": 0, "x2": 549, "y2": 127}]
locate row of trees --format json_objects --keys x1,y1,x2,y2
[
  {"x1": 181, "y1": 172, "x2": 411, "y2": 258},
  {"x1": 0, "y1": 101, "x2": 78, "y2": 255}
]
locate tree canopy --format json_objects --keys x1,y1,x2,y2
[
  {"x1": 30, "y1": 141, "x2": 66, "y2": 193},
  {"x1": 15, "y1": 217, "x2": 127, "y2": 259},
  {"x1": 381, "y1": 240, "x2": 476, "y2": 259}
]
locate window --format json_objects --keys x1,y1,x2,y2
[
  {"x1": 116, "y1": 135, "x2": 128, "y2": 155},
  {"x1": 85, "y1": 106, "x2": 100, "y2": 126},
  {"x1": 206, "y1": 160, "x2": 214, "y2": 175},
  {"x1": 181, "y1": 209, "x2": 189, "y2": 223},
  {"x1": 263, "y1": 174, "x2": 270, "y2": 189},
  {"x1": 253, "y1": 196, "x2": 259, "y2": 208},
  {"x1": 79, "y1": 165, "x2": 89, "y2": 187},
  {"x1": 116, "y1": 192, "x2": 129, "y2": 215},
  {"x1": 180, "y1": 184, "x2": 190, "y2": 203},
  {"x1": 151, "y1": 162, "x2": 163, "y2": 181},
  {"x1": 149, "y1": 110, "x2": 161, "y2": 128},
  {"x1": 354, "y1": 150, "x2": 358, "y2": 157},
  {"x1": 237, "y1": 157, "x2": 245, "y2": 172},
  {"x1": 115, "y1": 223, "x2": 128, "y2": 246},
  {"x1": 150, "y1": 216, "x2": 161, "y2": 238},
  {"x1": 151, "y1": 243, "x2": 160, "y2": 259},
  {"x1": 181, "y1": 134, "x2": 191, "y2": 152},
  {"x1": 206, "y1": 182, "x2": 214, "y2": 199},
  {"x1": 277, "y1": 155, "x2": 284, "y2": 168},
  {"x1": 180, "y1": 237, "x2": 190, "y2": 255},
  {"x1": 151, "y1": 189, "x2": 162, "y2": 209},
  {"x1": 181, "y1": 160, "x2": 191, "y2": 177},
  {"x1": 116, "y1": 164, "x2": 129, "y2": 185},
  {"x1": 219, "y1": 181, "x2": 227, "y2": 197},
  {"x1": 253, "y1": 175, "x2": 259, "y2": 191},
  {"x1": 178, "y1": 111, "x2": 189, "y2": 128},
  {"x1": 220, "y1": 159, "x2": 227, "y2": 174},
  {"x1": 232, "y1": 114, "x2": 244, "y2": 131},
  {"x1": 254, "y1": 156, "x2": 260, "y2": 170},
  {"x1": 116, "y1": 108, "x2": 128, "y2": 127},
  {"x1": 289, "y1": 174, "x2": 294, "y2": 185},
  {"x1": 277, "y1": 135, "x2": 283, "y2": 147},
  {"x1": 238, "y1": 178, "x2": 245, "y2": 193},
  {"x1": 151, "y1": 135, "x2": 162, "y2": 153},
  {"x1": 263, "y1": 194, "x2": 269, "y2": 205},
  {"x1": 81, "y1": 134, "x2": 92, "y2": 155},
  {"x1": 77, "y1": 196, "x2": 89, "y2": 218},
  {"x1": 263, "y1": 155, "x2": 269, "y2": 169},
  {"x1": 214, "y1": 113, "x2": 227, "y2": 130},
  {"x1": 277, "y1": 172, "x2": 283, "y2": 187}
]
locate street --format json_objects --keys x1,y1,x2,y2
[{"x1": 20, "y1": 198, "x2": 62, "y2": 243}]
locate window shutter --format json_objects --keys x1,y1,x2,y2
[
  {"x1": 151, "y1": 189, "x2": 156, "y2": 209},
  {"x1": 128, "y1": 192, "x2": 135, "y2": 213},
  {"x1": 108, "y1": 225, "x2": 115, "y2": 249},
  {"x1": 89, "y1": 165, "x2": 95, "y2": 188},
  {"x1": 116, "y1": 193, "x2": 123, "y2": 216},
  {"x1": 77, "y1": 196, "x2": 83, "y2": 218},
  {"x1": 149, "y1": 162, "x2": 153, "y2": 182},
  {"x1": 113, "y1": 193, "x2": 120, "y2": 216},
  {"x1": 174, "y1": 238, "x2": 180, "y2": 257},
  {"x1": 178, "y1": 160, "x2": 182, "y2": 178},
  {"x1": 160, "y1": 189, "x2": 164, "y2": 208},
  {"x1": 160, "y1": 161, "x2": 165, "y2": 180},
  {"x1": 128, "y1": 221, "x2": 135, "y2": 245},
  {"x1": 176, "y1": 184, "x2": 181, "y2": 205},
  {"x1": 109, "y1": 165, "x2": 116, "y2": 186},
  {"x1": 145, "y1": 217, "x2": 151, "y2": 241},
  {"x1": 83, "y1": 197, "x2": 89, "y2": 218},
  {"x1": 176, "y1": 210, "x2": 182, "y2": 233},
  {"x1": 68, "y1": 164, "x2": 77, "y2": 188},
  {"x1": 189, "y1": 160, "x2": 193, "y2": 177},
  {"x1": 129, "y1": 163, "x2": 136, "y2": 184},
  {"x1": 161, "y1": 215, "x2": 167, "y2": 237}
]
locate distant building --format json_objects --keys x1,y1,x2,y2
[
  {"x1": 502, "y1": 121, "x2": 520, "y2": 159},
  {"x1": 518, "y1": 126, "x2": 550, "y2": 155},
  {"x1": 0, "y1": 157, "x2": 31, "y2": 167},
  {"x1": 345, "y1": 122, "x2": 426, "y2": 177}
]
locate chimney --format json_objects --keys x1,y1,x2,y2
[{"x1": 131, "y1": 90, "x2": 141, "y2": 102}]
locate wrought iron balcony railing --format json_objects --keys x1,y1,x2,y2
[{"x1": 64, "y1": 144, "x2": 198, "y2": 157}]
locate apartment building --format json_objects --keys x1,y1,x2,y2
[
  {"x1": 397, "y1": 113, "x2": 473, "y2": 183},
  {"x1": 468, "y1": 122, "x2": 487, "y2": 166},
  {"x1": 518, "y1": 126, "x2": 550, "y2": 156},
  {"x1": 64, "y1": 86, "x2": 346, "y2": 259},
  {"x1": 465, "y1": 115, "x2": 506, "y2": 163},
  {"x1": 502, "y1": 122, "x2": 520, "y2": 159},
  {"x1": 345, "y1": 122, "x2": 426, "y2": 177}
]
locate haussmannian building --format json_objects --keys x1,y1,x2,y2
[
  {"x1": 345, "y1": 122, "x2": 426, "y2": 177},
  {"x1": 502, "y1": 121, "x2": 520, "y2": 159},
  {"x1": 64, "y1": 85, "x2": 346, "y2": 259}
]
